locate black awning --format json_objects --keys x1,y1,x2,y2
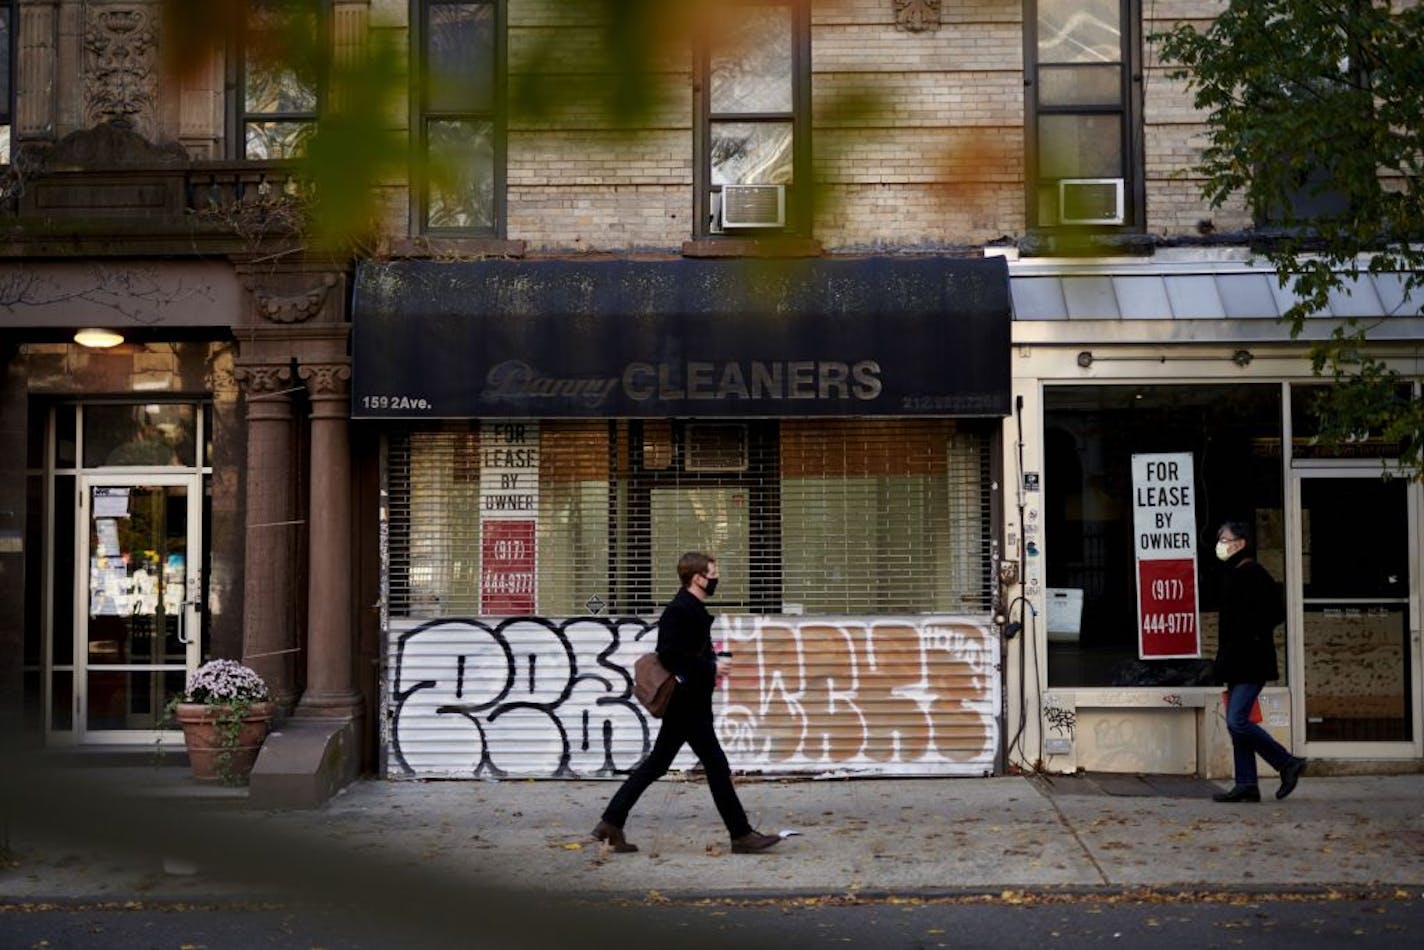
[{"x1": 351, "y1": 256, "x2": 1011, "y2": 419}]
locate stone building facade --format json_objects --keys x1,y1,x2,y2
[{"x1": 1, "y1": 1, "x2": 1417, "y2": 798}]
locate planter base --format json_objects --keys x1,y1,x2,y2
[{"x1": 174, "y1": 702, "x2": 275, "y2": 784}]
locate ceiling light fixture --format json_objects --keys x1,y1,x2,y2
[{"x1": 73, "y1": 328, "x2": 124, "y2": 349}]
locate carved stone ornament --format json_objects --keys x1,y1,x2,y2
[
  {"x1": 243, "y1": 273, "x2": 339, "y2": 325},
  {"x1": 299, "y1": 363, "x2": 352, "y2": 396},
  {"x1": 256, "y1": 281, "x2": 337, "y2": 324},
  {"x1": 894, "y1": 0, "x2": 942, "y2": 34},
  {"x1": 84, "y1": 4, "x2": 160, "y2": 137},
  {"x1": 234, "y1": 364, "x2": 294, "y2": 396}
]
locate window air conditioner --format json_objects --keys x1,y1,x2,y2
[
  {"x1": 1059, "y1": 178, "x2": 1125, "y2": 225},
  {"x1": 720, "y1": 184, "x2": 785, "y2": 229},
  {"x1": 684, "y1": 423, "x2": 749, "y2": 472}
]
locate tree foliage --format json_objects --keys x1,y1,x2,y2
[{"x1": 1157, "y1": 1, "x2": 1424, "y2": 474}]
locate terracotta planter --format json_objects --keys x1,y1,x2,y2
[{"x1": 174, "y1": 701, "x2": 275, "y2": 784}]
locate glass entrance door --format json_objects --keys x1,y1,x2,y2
[
  {"x1": 1292, "y1": 471, "x2": 1421, "y2": 756},
  {"x1": 76, "y1": 476, "x2": 202, "y2": 743}
]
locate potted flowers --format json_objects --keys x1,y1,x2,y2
[{"x1": 168, "y1": 659, "x2": 275, "y2": 785}]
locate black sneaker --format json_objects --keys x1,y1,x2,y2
[
  {"x1": 1276, "y1": 757, "x2": 1307, "y2": 800},
  {"x1": 1211, "y1": 785, "x2": 1261, "y2": 803}
]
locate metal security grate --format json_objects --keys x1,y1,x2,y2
[{"x1": 385, "y1": 419, "x2": 993, "y2": 619}]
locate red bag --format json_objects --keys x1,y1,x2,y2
[
  {"x1": 633, "y1": 652, "x2": 676, "y2": 718},
  {"x1": 1222, "y1": 690, "x2": 1263, "y2": 723}
]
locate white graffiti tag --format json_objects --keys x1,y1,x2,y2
[{"x1": 387, "y1": 614, "x2": 999, "y2": 779}]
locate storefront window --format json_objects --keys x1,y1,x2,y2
[
  {"x1": 1043, "y1": 384, "x2": 1284, "y2": 687},
  {"x1": 83, "y1": 404, "x2": 197, "y2": 468},
  {"x1": 388, "y1": 419, "x2": 993, "y2": 618},
  {"x1": 1291, "y1": 381, "x2": 1415, "y2": 460}
]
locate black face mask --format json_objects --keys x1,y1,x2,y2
[{"x1": 702, "y1": 576, "x2": 719, "y2": 597}]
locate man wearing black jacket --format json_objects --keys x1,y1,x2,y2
[
  {"x1": 593, "y1": 552, "x2": 781, "y2": 854},
  {"x1": 1212, "y1": 520, "x2": 1307, "y2": 803}
]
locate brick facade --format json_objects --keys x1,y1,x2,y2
[{"x1": 7, "y1": 0, "x2": 1250, "y2": 252}]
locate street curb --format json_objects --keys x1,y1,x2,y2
[{"x1": 5, "y1": 884, "x2": 1420, "y2": 910}]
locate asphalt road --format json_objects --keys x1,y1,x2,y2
[{"x1": 1, "y1": 894, "x2": 1419, "y2": 950}]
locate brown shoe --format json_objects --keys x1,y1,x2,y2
[
  {"x1": 730, "y1": 830, "x2": 781, "y2": 854},
  {"x1": 592, "y1": 819, "x2": 638, "y2": 853}
]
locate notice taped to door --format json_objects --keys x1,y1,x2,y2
[{"x1": 1131, "y1": 452, "x2": 1201, "y2": 659}]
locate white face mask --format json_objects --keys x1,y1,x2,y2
[{"x1": 1215, "y1": 540, "x2": 1236, "y2": 562}]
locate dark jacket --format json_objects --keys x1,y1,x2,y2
[
  {"x1": 655, "y1": 588, "x2": 717, "y2": 701},
  {"x1": 1214, "y1": 552, "x2": 1284, "y2": 685}
]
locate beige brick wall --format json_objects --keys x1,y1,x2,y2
[
  {"x1": 508, "y1": 185, "x2": 689, "y2": 251},
  {"x1": 506, "y1": 0, "x2": 1240, "y2": 250},
  {"x1": 498, "y1": 0, "x2": 1036, "y2": 251},
  {"x1": 818, "y1": 182, "x2": 1024, "y2": 245},
  {"x1": 1142, "y1": 5, "x2": 1248, "y2": 235},
  {"x1": 136, "y1": 0, "x2": 1256, "y2": 251},
  {"x1": 809, "y1": 1, "x2": 1024, "y2": 249}
]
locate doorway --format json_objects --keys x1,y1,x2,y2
[
  {"x1": 43, "y1": 402, "x2": 210, "y2": 745},
  {"x1": 77, "y1": 477, "x2": 202, "y2": 741},
  {"x1": 1291, "y1": 469, "x2": 1422, "y2": 757}
]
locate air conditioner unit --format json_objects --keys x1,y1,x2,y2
[
  {"x1": 720, "y1": 184, "x2": 786, "y2": 229},
  {"x1": 1059, "y1": 178, "x2": 1125, "y2": 225},
  {"x1": 684, "y1": 423, "x2": 749, "y2": 472}
]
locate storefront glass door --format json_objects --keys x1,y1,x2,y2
[
  {"x1": 75, "y1": 476, "x2": 201, "y2": 742},
  {"x1": 1292, "y1": 471, "x2": 1421, "y2": 756}
]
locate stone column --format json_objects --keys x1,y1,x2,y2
[
  {"x1": 234, "y1": 362, "x2": 299, "y2": 712},
  {"x1": 296, "y1": 361, "x2": 362, "y2": 720}
]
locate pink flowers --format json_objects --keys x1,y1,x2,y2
[{"x1": 182, "y1": 659, "x2": 269, "y2": 705}]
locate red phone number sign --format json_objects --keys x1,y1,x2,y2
[
  {"x1": 481, "y1": 520, "x2": 536, "y2": 615},
  {"x1": 1131, "y1": 453, "x2": 1201, "y2": 659}
]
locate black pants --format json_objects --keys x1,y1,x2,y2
[{"x1": 601, "y1": 688, "x2": 751, "y2": 838}]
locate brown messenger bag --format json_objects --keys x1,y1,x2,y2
[{"x1": 632, "y1": 652, "x2": 676, "y2": 718}]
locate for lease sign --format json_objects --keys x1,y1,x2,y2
[
  {"x1": 480, "y1": 421, "x2": 538, "y2": 615},
  {"x1": 1131, "y1": 452, "x2": 1201, "y2": 659}
]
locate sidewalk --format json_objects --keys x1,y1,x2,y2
[{"x1": 3, "y1": 767, "x2": 1422, "y2": 903}]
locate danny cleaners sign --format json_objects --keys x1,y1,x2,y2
[{"x1": 1131, "y1": 453, "x2": 1201, "y2": 659}]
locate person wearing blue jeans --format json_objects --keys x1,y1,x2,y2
[{"x1": 1211, "y1": 521, "x2": 1307, "y2": 803}]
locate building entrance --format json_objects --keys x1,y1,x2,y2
[
  {"x1": 42, "y1": 403, "x2": 209, "y2": 745},
  {"x1": 1292, "y1": 470, "x2": 1421, "y2": 757}
]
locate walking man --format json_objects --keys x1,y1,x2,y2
[
  {"x1": 1212, "y1": 520, "x2": 1307, "y2": 803},
  {"x1": 593, "y1": 552, "x2": 781, "y2": 854}
]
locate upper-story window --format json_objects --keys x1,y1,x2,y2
[
  {"x1": 416, "y1": 0, "x2": 504, "y2": 234},
  {"x1": 1027, "y1": 0, "x2": 1142, "y2": 229},
  {"x1": 237, "y1": 0, "x2": 324, "y2": 159},
  {"x1": 697, "y1": 1, "x2": 810, "y2": 237},
  {"x1": 1, "y1": 0, "x2": 13, "y2": 164}
]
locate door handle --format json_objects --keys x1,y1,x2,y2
[{"x1": 176, "y1": 598, "x2": 200, "y2": 645}]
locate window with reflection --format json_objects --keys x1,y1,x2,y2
[
  {"x1": 83, "y1": 404, "x2": 197, "y2": 469},
  {"x1": 1043, "y1": 385, "x2": 1284, "y2": 688},
  {"x1": 418, "y1": 0, "x2": 503, "y2": 233},
  {"x1": 1291, "y1": 381, "x2": 1416, "y2": 460},
  {"x1": 239, "y1": 0, "x2": 324, "y2": 159},
  {"x1": 1028, "y1": 0, "x2": 1140, "y2": 228},
  {"x1": 698, "y1": 1, "x2": 809, "y2": 236}
]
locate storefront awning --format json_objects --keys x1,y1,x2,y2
[{"x1": 351, "y1": 257, "x2": 1011, "y2": 419}]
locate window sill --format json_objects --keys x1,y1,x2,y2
[
  {"x1": 1019, "y1": 230, "x2": 1153, "y2": 257},
  {"x1": 389, "y1": 237, "x2": 527, "y2": 259},
  {"x1": 681, "y1": 237, "x2": 823, "y2": 259}
]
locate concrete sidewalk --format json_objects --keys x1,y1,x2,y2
[{"x1": 3, "y1": 769, "x2": 1422, "y2": 902}]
